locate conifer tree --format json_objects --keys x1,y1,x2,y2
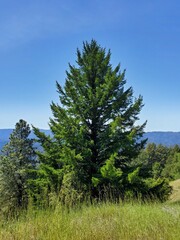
[
  {"x1": 0, "y1": 119, "x2": 36, "y2": 213},
  {"x1": 34, "y1": 40, "x2": 147, "y2": 200}
]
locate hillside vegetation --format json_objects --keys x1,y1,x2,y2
[
  {"x1": 1, "y1": 181, "x2": 180, "y2": 240},
  {"x1": 0, "y1": 40, "x2": 179, "y2": 240},
  {"x1": 0, "y1": 201, "x2": 179, "y2": 240},
  {"x1": 0, "y1": 180, "x2": 178, "y2": 240},
  {"x1": 1, "y1": 41, "x2": 172, "y2": 216}
]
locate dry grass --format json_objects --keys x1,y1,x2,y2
[{"x1": 169, "y1": 178, "x2": 180, "y2": 203}]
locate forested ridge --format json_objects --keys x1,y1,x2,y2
[{"x1": 0, "y1": 40, "x2": 178, "y2": 216}]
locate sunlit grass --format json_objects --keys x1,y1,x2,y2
[
  {"x1": 0, "y1": 201, "x2": 180, "y2": 240},
  {"x1": 170, "y1": 179, "x2": 180, "y2": 203}
]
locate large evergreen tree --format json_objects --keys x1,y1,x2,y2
[
  {"x1": 0, "y1": 119, "x2": 36, "y2": 213},
  {"x1": 34, "y1": 40, "x2": 148, "y2": 200}
]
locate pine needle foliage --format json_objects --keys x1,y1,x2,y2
[
  {"x1": 0, "y1": 119, "x2": 36, "y2": 214},
  {"x1": 33, "y1": 40, "x2": 148, "y2": 201}
]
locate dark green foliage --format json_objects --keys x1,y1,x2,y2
[
  {"x1": 136, "y1": 143, "x2": 180, "y2": 181},
  {"x1": 0, "y1": 119, "x2": 36, "y2": 214},
  {"x1": 162, "y1": 145, "x2": 180, "y2": 180},
  {"x1": 136, "y1": 143, "x2": 170, "y2": 179},
  {"x1": 27, "y1": 128, "x2": 64, "y2": 206},
  {"x1": 33, "y1": 40, "x2": 149, "y2": 202},
  {"x1": 133, "y1": 143, "x2": 180, "y2": 200}
]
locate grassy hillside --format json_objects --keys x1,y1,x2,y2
[
  {"x1": 0, "y1": 179, "x2": 180, "y2": 240},
  {"x1": 169, "y1": 179, "x2": 180, "y2": 203},
  {"x1": 0, "y1": 202, "x2": 180, "y2": 240}
]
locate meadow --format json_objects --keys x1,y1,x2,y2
[{"x1": 0, "y1": 180, "x2": 180, "y2": 240}]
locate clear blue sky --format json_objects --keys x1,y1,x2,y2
[{"x1": 0, "y1": 0, "x2": 180, "y2": 131}]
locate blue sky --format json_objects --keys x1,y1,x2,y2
[{"x1": 0, "y1": 0, "x2": 180, "y2": 131}]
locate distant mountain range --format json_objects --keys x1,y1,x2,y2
[
  {"x1": 0, "y1": 129, "x2": 51, "y2": 150},
  {"x1": 143, "y1": 132, "x2": 180, "y2": 146},
  {"x1": 0, "y1": 129, "x2": 180, "y2": 150}
]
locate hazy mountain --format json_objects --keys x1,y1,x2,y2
[
  {"x1": 143, "y1": 132, "x2": 180, "y2": 146},
  {"x1": 0, "y1": 129, "x2": 180, "y2": 150},
  {"x1": 0, "y1": 129, "x2": 52, "y2": 150}
]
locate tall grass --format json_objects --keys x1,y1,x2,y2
[{"x1": 0, "y1": 201, "x2": 180, "y2": 240}]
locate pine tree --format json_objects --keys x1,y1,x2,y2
[
  {"x1": 29, "y1": 128, "x2": 63, "y2": 205},
  {"x1": 34, "y1": 40, "x2": 147, "y2": 200},
  {"x1": 0, "y1": 119, "x2": 36, "y2": 213}
]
